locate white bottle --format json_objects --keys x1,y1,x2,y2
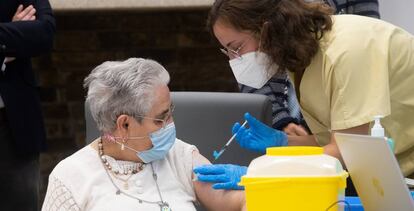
[
  {"x1": 371, "y1": 115, "x2": 385, "y2": 137},
  {"x1": 371, "y1": 115, "x2": 395, "y2": 151}
]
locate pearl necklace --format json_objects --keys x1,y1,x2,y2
[
  {"x1": 97, "y1": 139, "x2": 172, "y2": 211},
  {"x1": 98, "y1": 138, "x2": 145, "y2": 189}
]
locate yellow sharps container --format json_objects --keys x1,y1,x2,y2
[{"x1": 239, "y1": 146, "x2": 348, "y2": 211}]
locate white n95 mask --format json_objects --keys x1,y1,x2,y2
[{"x1": 229, "y1": 52, "x2": 277, "y2": 89}]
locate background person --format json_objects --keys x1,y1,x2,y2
[{"x1": 0, "y1": 1, "x2": 55, "y2": 210}]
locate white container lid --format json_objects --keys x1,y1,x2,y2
[{"x1": 246, "y1": 147, "x2": 344, "y2": 177}]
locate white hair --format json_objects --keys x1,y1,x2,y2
[{"x1": 84, "y1": 58, "x2": 170, "y2": 133}]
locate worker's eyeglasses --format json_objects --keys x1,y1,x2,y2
[
  {"x1": 220, "y1": 38, "x2": 250, "y2": 59},
  {"x1": 135, "y1": 104, "x2": 175, "y2": 129}
]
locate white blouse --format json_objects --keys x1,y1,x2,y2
[{"x1": 42, "y1": 139, "x2": 198, "y2": 211}]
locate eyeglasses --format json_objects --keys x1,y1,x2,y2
[
  {"x1": 135, "y1": 104, "x2": 175, "y2": 129},
  {"x1": 219, "y1": 38, "x2": 250, "y2": 59}
]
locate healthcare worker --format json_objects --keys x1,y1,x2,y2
[
  {"x1": 194, "y1": 0, "x2": 414, "y2": 191},
  {"x1": 230, "y1": 0, "x2": 381, "y2": 136}
]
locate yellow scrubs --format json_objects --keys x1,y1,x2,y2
[{"x1": 297, "y1": 15, "x2": 414, "y2": 176}]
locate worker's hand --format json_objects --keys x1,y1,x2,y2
[
  {"x1": 193, "y1": 164, "x2": 247, "y2": 190},
  {"x1": 283, "y1": 123, "x2": 308, "y2": 136},
  {"x1": 233, "y1": 112, "x2": 288, "y2": 153}
]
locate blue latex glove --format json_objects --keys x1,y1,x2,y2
[
  {"x1": 233, "y1": 112, "x2": 288, "y2": 153},
  {"x1": 193, "y1": 164, "x2": 247, "y2": 190}
]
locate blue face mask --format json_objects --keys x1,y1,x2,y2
[{"x1": 136, "y1": 122, "x2": 176, "y2": 163}]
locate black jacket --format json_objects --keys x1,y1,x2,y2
[{"x1": 0, "y1": 0, "x2": 55, "y2": 155}]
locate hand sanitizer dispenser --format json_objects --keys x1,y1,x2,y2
[
  {"x1": 371, "y1": 115, "x2": 395, "y2": 151},
  {"x1": 371, "y1": 115, "x2": 385, "y2": 137}
]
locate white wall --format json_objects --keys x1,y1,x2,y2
[{"x1": 378, "y1": 0, "x2": 414, "y2": 34}]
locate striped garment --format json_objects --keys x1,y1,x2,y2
[
  {"x1": 325, "y1": 0, "x2": 380, "y2": 18},
  {"x1": 239, "y1": 73, "x2": 302, "y2": 130}
]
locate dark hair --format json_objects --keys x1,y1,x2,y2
[{"x1": 207, "y1": 0, "x2": 334, "y2": 99}]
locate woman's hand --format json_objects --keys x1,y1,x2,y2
[{"x1": 283, "y1": 123, "x2": 308, "y2": 136}]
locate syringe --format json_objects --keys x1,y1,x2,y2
[{"x1": 212, "y1": 120, "x2": 248, "y2": 163}]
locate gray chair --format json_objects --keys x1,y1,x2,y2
[{"x1": 85, "y1": 91, "x2": 273, "y2": 166}]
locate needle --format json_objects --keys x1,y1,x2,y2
[{"x1": 212, "y1": 120, "x2": 248, "y2": 163}]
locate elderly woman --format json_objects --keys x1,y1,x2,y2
[{"x1": 42, "y1": 58, "x2": 245, "y2": 211}]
